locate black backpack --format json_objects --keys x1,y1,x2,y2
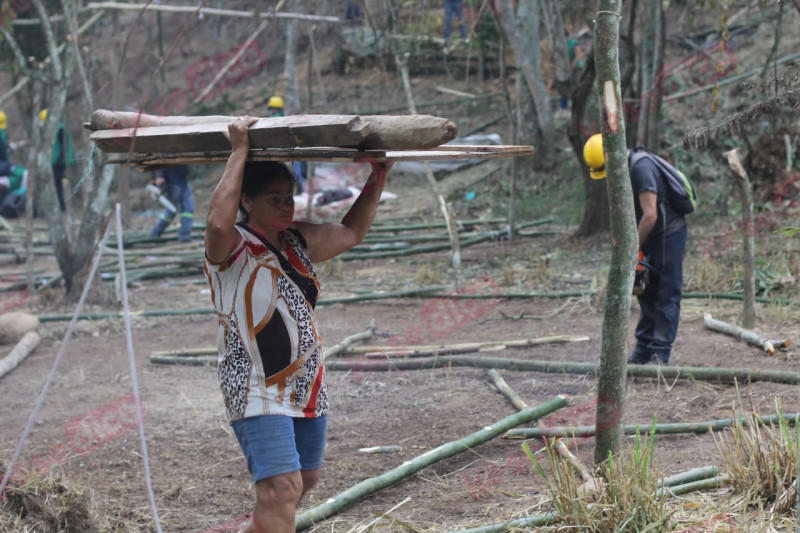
[
  {"x1": 0, "y1": 192, "x2": 25, "y2": 218},
  {"x1": 629, "y1": 149, "x2": 698, "y2": 215}
]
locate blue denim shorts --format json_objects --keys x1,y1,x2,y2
[{"x1": 232, "y1": 415, "x2": 327, "y2": 483}]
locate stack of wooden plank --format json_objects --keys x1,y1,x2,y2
[{"x1": 86, "y1": 110, "x2": 533, "y2": 168}]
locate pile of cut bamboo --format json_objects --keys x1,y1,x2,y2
[{"x1": 85, "y1": 110, "x2": 533, "y2": 169}]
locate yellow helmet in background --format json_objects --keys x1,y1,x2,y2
[
  {"x1": 39, "y1": 109, "x2": 48, "y2": 123},
  {"x1": 583, "y1": 133, "x2": 606, "y2": 180},
  {"x1": 267, "y1": 96, "x2": 284, "y2": 109},
  {"x1": 0, "y1": 111, "x2": 6, "y2": 130}
]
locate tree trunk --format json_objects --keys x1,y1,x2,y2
[
  {"x1": 567, "y1": 47, "x2": 610, "y2": 237},
  {"x1": 283, "y1": 0, "x2": 301, "y2": 115},
  {"x1": 540, "y1": 0, "x2": 571, "y2": 102},
  {"x1": 494, "y1": 0, "x2": 553, "y2": 169},
  {"x1": 724, "y1": 149, "x2": 756, "y2": 328},
  {"x1": 593, "y1": 0, "x2": 638, "y2": 466},
  {"x1": 26, "y1": 1, "x2": 117, "y2": 301},
  {"x1": 635, "y1": 0, "x2": 664, "y2": 151}
]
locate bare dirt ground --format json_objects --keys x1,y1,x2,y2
[{"x1": 2, "y1": 181, "x2": 800, "y2": 532}]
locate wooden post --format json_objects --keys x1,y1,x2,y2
[{"x1": 723, "y1": 148, "x2": 756, "y2": 328}]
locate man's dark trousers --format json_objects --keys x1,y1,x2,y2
[{"x1": 634, "y1": 225, "x2": 687, "y2": 364}]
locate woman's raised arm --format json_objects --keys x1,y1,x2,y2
[
  {"x1": 204, "y1": 116, "x2": 258, "y2": 263},
  {"x1": 294, "y1": 161, "x2": 392, "y2": 263}
]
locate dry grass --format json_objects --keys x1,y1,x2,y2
[
  {"x1": 713, "y1": 397, "x2": 799, "y2": 517},
  {"x1": 526, "y1": 425, "x2": 673, "y2": 532}
]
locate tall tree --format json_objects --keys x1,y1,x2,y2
[
  {"x1": 635, "y1": 0, "x2": 665, "y2": 151},
  {"x1": 3, "y1": 0, "x2": 117, "y2": 299},
  {"x1": 540, "y1": 0, "x2": 571, "y2": 107},
  {"x1": 493, "y1": 0, "x2": 554, "y2": 169},
  {"x1": 593, "y1": 0, "x2": 638, "y2": 466}
]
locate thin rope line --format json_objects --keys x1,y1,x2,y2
[
  {"x1": 114, "y1": 203, "x2": 163, "y2": 533},
  {"x1": 0, "y1": 215, "x2": 114, "y2": 497}
]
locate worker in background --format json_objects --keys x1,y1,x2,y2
[
  {"x1": 0, "y1": 111, "x2": 8, "y2": 164},
  {"x1": 583, "y1": 134, "x2": 687, "y2": 366},
  {"x1": 558, "y1": 32, "x2": 585, "y2": 113},
  {"x1": 267, "y1": 96, "x2": 308, "y2": 193},
  {"x1": 267, "y1": 95, "x2": 284, "y2": 118},
  {"x1": 148, "y1": 165, "x2": 195, "y2": 243},
  {"x1": 39, "y1": 109, "x2": 74, "y2": 212},
  {"x1": 443, "y1": 0, "x2": 467, "y2": 43}
]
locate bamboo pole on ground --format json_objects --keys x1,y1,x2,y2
[
  {"x1": 0, "y1": 332, "x2": 41, "y2": 379},
  {"x1": 703, "y1": 313, "x2": 781, "y2": 355},
  {"x1": 657, "y1": 466, "x2": 719, "y2": 489},
  {"x1": 485, "y1": 369, "x2": 596, "y2": 484},
  {"x1": 657, "y1": 475, "x2": 728, "y2": 498},
  {"x1": 148, "y1": 335, "x2": 588, "y2": 363},
  {"x1": 369, "y1": 217, "x2": 512, "y2": 232},
  {"x1": 341, "y1": 232, "x2": 497, "y2": 260},
  {"x1": 293, "y1": 396, "x2": 568, "y2": 530},
  {"x1": 352, "y1": 335, "x2": 590, "y2": 358},
  {"x1": 552, "y1": 438, "x2": 594, "y2": 482},
  {"x1": 324, "y1": 321, "x2": 376, "y2": 359},
  {"x1": 486, "y1": 369, "x2": 528, "y2": 411},
  {"x1": 325, "y1": 355, "x2": 800, "y2": 386},
  {"x1": 150, "y1": 354, "x2": 215, "y2": 365},
  {"x1": 504, "y1": 412, "x2": 800, "y2": 439},
  {"x1": 723, "y1": 148, "x2": 756, "y2": 328}
]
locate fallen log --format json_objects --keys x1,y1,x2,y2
[
  {"x1": 87, "y1": 110, "x2": 458, "y2": 152},
  {"x1": 702, "y1": 312, "x2": 785, "y2": 355},
  {"x1": 0, "y1": 331, "x2": 41, "y2": 379},
  {"x1": 294, "y1": 396, "x2": 568, "y2": 531}
]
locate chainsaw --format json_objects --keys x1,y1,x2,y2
[
  {"x1": 632, "y1": 251, "x2": 653, "y2": 296},
  {"x1": 146, "y1": 183, "x2": 177, "y2": 214}
]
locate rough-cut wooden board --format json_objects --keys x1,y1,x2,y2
[
  {"x1": 87, "y1": 110, "x2": 458, "y2": 152},
  {"x1": 108, "y1": 145, "x2": 534, "y2": 169},
  {"x1": 90, "y1": 116, "x2": 368, "y2": 154}
]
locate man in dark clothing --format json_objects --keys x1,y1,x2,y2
[
  {"x1": 583, "y1": 134, "x2": 688, "y2": 366},
  {"x1": 148, "y1": 165, "x2": 195, "y2": 243},
  {"x1": 40, "y1": 109, "x2": 74, "y2": 212}
]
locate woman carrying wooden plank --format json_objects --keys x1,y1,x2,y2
[{"x1": 203, "y1": 116, "x2": 391, "y2": 533}]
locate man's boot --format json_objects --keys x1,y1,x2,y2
[
  {"x1": 178, "y1": 214, "x2": 194, "y2": 243},
  {"x1": 149, "y1": 216, "x2": 171, "y2": 238}
]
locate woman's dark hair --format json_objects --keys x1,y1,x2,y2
[{"x1": 239, "y1": 161, "x2": 296, "y2": 221}]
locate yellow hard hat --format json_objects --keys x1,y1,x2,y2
[
  {"x1": 267, "y1": 96, "x2": 284, "y2": 109},
  {"x1": 583, "y1": 133, "x2": 606, "y2": 180},
  {"x1": 39, "y1": 109, "x2": 48, "y2": 123},
  {"x1": 0, "y1": 111, "x2": 6, "y2": 130}
]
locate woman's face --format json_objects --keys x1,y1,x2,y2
[{"x1": 242, "y1": 175, "x2": 295, "y2": 233}]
